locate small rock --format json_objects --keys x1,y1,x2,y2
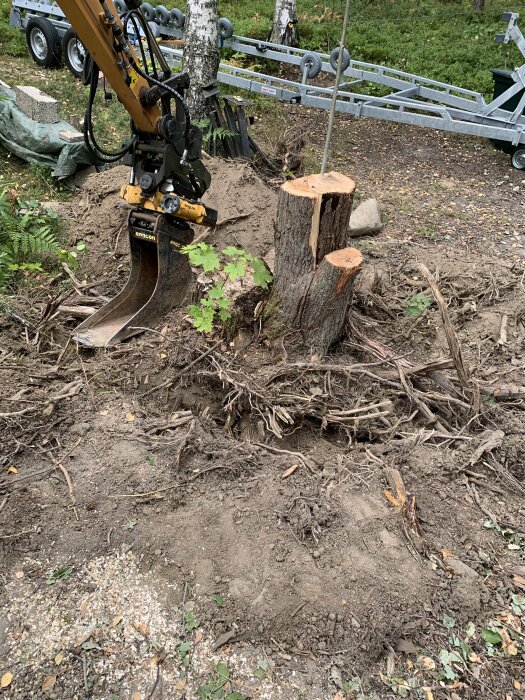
[
  {"x1": 351, "y1": 617, "x2": 360, "y2": 629},
  {"x1": 312, "y1": 550, "x2": 321, "y2": 559},
  {"x1": 349, "y1": 198, "x2": 383, "y2": 237},
  {"x1": 154, "y1": 549, "x2": 161, "y2": 556},
  {"x1": 214, "y1": 576, "x2": 221, "y2": 584},
  {"x1": 318, "y1": 640, "x2": 327, "y2": 650},
  {"x1": 296, "y1": 640, "x2": 304, "y2": 650},
  {"x1": 513, "y1": 185, "x2": 520, "y2": 192},
  {"x1": 329, "y1": 613, "x2": 336, "y2": 621}
]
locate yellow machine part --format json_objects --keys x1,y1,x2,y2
[{"x1": 120, "y1": 184, "x2": 210, "y2": 225}]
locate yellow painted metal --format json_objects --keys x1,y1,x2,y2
[
  {"x1": 56, "y1": 0, "x2": 161, "y2": 134},
  {"x1": 121, "y1": 185, "x2": 210, "y2": 224}
]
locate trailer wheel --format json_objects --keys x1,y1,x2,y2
[
  {"x1": 218, "y1": 17, "x2": 234, "y2": 39},
  {"x1": 154, "y1": 5, "x2": 170, "y2": 25},
  {"x1": 329, "y1": 47, "x2": 350, "y2": 72},
  {"x1": 62, "y1": 29, "x2": 86, "y2": 79},
  {"x1": 140, "y1": 2, "x2": 155, "y2": 22},
  {"x1": 170, "y1": 8, "x2": 185, "y2": 28},
  {"x1": 114, "y1": 0, "x2": 126, "y2": 14},
  {"x1": 300, "y1": 52, "x2": 322, "y2": 80},
  {"x1": 25, "y1": 17, "x2": 61, "y2": 68},
  {"x1": 511, "y1": 148, "x2": 525, "y2": 169}
]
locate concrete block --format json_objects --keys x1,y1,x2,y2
[
  {"x1": 15, "y1": 85, "x2": 59, "y2": 123},
  {"x1": 59, "y1": 130, "x2": 84, "y2": 143}
]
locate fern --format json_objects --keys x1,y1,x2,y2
[{"x1": 0, "y1": 192, "x2": 80, "y2": 290}]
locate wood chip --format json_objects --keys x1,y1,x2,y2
[{"x1": 282, "y1": 464, "x2": 299, "y2": 479}]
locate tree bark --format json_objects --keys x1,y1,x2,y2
[
  {"x1": 183, "y1": 0, "x2": 220, "y2": 119},
  {"x1": 473, "y1": 0, "x2": 484, "y2": 10},
  {"x1": 269, "y1": 0, "x2": 298, "y2": 46},
  {"x1": 267, "y1": 172, "x2": 363, "y2": 353}
]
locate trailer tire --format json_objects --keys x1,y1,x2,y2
[
  {"x1": 511, "y1": 148, "x2": 525, "y2": 169},
  {"x1": 62, "y1": 29, "x2": 86, "y2": 79},
  {"x1": 114, "y1": 0, "x2": 126, "y2": 14},
  {"x1": 300, "y1": 52, "x2": 322, "y2": 80},
  {"x1": 140, "y1": 2, "x2": 155, "y2": 22},
  {"x1": 218, "y1": 17, "x2": 234, "y2": 39},
  {"x1": 154, "y1": 5, "x2": 170, "y2": 26},
  {"x1": 329, "y1": 47, "x2": 350, "y2": 72},
  {"x1": 170, "y1": 8, "x2": 185, "y2": 28},
  {"x1": 25, "y1": 17, "x2": 61, "y2": 68}
]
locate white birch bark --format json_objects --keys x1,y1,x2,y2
[
  {"x1": 183, "y1": 0, "x2": 220, "y2": 119},
  {"x1": 269, "y1": 0, "x2": 297, "y2": 46}
]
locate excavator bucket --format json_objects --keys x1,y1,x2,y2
[{"x1": 73, "y1": 210, "x2": 193, "y2": 347}]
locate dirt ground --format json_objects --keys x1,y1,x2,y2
[{"x1": 1, "y1": 112, "x2": 525, "y2": 700}]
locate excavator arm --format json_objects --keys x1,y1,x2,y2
[{"x1": 54, "y1": 0, "x2": 218, "y2": 346}]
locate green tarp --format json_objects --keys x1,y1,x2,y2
[{"x1": 0, "y1": 84, "x2": 98, "y2": 178}]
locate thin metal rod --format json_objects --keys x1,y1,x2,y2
[{"x1": 320, "y1": 0, "x2": 351, "y2": 174}]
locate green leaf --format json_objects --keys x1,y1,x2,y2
[
  {"x1": 217, "y1": 296, "x2": 231, "y2": 310},
  {"x1": 182, "y1": 243, "x2": 220, "y2": 272},
  {"x1": 225, "y1": 693, "x2": 247, "y2": 700},
  {"x1": 208, "y1": 283, "x2": 225, "y2": 299},
  {"x1": 218, "y1": 309, "x2": 231, "y2": 322},
  {"x1": 224, "y1": 260, "x2": 246, "y2": 281},
  {"x1": 215, "y1": 662, "x2": 230, "y2": 684},
  {"x1": 443, "y1": 614, "x2": 456, "y2": 629},
  {"x1": 443, "y1": 664, "x2": 457, "y2": 680},
  {"x1": 405, "y1": 292, "x2": 431, "y2": 318},
  {"x1": 481, "y1": 628, "x2": 503, "y2": 645},
  {"x1": 184, "y1": 610, "x2": 199, "y2": 632},
  {"x1": 466, "y1": 622, "x2": 476, "y2": 638},
  {"x1": 222, "y1": 246, "x2": 245, "y2": 257},
  {"x1": 178, "y1": 641, "x2": 192, "y2": 659},
  {"x1": 46, "y1": 565, "x2": 74, "y2": 585},
  {"x1": 213, "y1": 594, "x2": 224, "y2": 607},
  {"x1": 251, "y1": 258, "x2": 272, "y2": 289}
]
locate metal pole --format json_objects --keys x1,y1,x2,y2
[{"x1": 320, "y1": 0, "x2": 351, "y2": 174}]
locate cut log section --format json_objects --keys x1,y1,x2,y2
[{"x1": 268, "y1": 172, "x2": 363, "y2": 353}]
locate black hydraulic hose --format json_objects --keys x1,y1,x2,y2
[
  {"x1": 122, "y1": 8, "x2": 192, "y2": 148},
  {"x1": 84, "y1": 62, "x2": 135, "y2": 162}
]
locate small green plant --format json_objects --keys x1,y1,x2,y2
[
  {"x1": 46, "y1": 564, "x2": 74, "y2": 585},
  {"x1": 213, "y1": 594, "x2": 224, "y2": 607},
  {"x1": 0, "y1": 193, "x2": 84, "y2": 288},
  {"x1": 122, "y1": 517, "x2": 137, "y2": 531},
  {"x1": 192, "y1": 117, "x2": 236, "y2": 153},
  {"x1": 181, "y1": 243, "x2": 272, "y2": 333},
  {"x1": 145, "y1": 452, "x2": 155, "y2": 465},
  {"x1": 405, "y1": 292, "x2": 432, "y2": 318},
  {"x1": 253, "y1": 657, "x2": 273, "y2": 680},
  {"x1": 183, "y1": 610, "x2": 199, "y2": 632},
  {"x1": 196, "y1": 662, "x2": 247, "y2": 700},
  {"x1": 483, "y1": 518, "x2": 522, "y2": 550}
]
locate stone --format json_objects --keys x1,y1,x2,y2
[
  {"x1": 15, "y1": 85, "x2": 59, "y2": 123},
  {"x1": 59, "y1": 130, "x2": 84, "y2": 143},
  {"x1": 348, "y1": 197, "x2": 382, "y2": 237}
]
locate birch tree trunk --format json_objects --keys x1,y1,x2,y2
[
  {"x1": 473, "y1": 0, "x2": 485, "y2": 10},
  {"x1": 269, "y1": 0, "x2": 298, "y2": 46},
  {"x1": 183, "y1": 0, "x2": 220, "y2": 119}
]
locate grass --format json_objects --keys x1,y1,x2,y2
[{"x1": 0, "y1": 0, "x2": 523, "y2": 202}]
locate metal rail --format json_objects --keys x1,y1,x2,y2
[{"x1": 9, "y1": 1, "x2": 525, "y2": 153}]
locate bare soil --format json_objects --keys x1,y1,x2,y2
[{"x1": 1, "y1": 114, "x2": 525, "y2": 700}]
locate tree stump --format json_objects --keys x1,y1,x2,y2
[{"x1": 268, "y1": 172, "x2": 363, "y2": 353}]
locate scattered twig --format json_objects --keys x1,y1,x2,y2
[
  {"x1": 252, "y1": 442, "x2": 318, "y2": 474},
  {"x1": 419, "y1": 263, "x2": 479, "y2": 412},
  {"x1": 0, "y1": 528, "x2": 35, "y2": 539},
  {"x1": 498, "y1": 314, "x2": 509, "y2": 347}
]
